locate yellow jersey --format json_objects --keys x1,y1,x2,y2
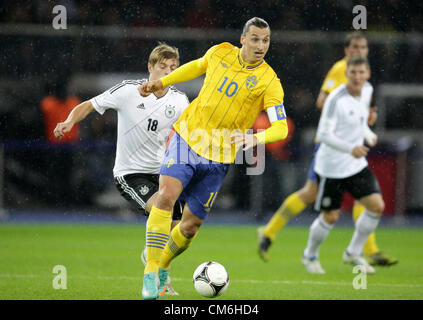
[
  {"x1": 164, "y1": 42, "x2": 285, "y2": 163},
  {"x1": 320, "y1": 58, "x2": 347, "y2": 94}
]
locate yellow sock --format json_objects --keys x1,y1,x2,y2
[
  {"x1": 264, "y1": 192, "x2": 307, "y2": 241},
  {"x1": 159, "y1": 222, "x2": 197, "y2": 270},
  {"x1": 353, "y1": 203, "x2": 380, "y2": 256},
  {"x1": 145, "y1": 206, "x2": 172, "y2": 274},
  {"x1": 352, "y1": 203, "x2": 365, "y2": 222}
]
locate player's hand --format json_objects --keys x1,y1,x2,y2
[
  {"x1": 138, "y1": 80, "x2": 163, "y2": 97},
  {"x1": 230, "y1": 133, "x2": 258, "y2": 151},
  {"x1": 351, "y1": 145, "x2": 369, "y2": 158},
  {"x1": 365, "y1": 131, "x2": 378, "y2": 147},
  {"x1": 54, "y1": 121, "x2": 74, "y2": 139},
  {"x1": 368, "y1": 106, "x2": 378, "y2": 126}
]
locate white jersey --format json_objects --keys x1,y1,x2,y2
[
  {"x1": 90, "y1": 79, "x2": 189, "y2": 177},
  {"x1": 315, "y1": 82, "x2": 374, "y2": 179}
]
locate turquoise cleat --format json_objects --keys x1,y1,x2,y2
[
  {"x1": 142, "y1": 272, "x2": 159, "y2": 300},
  {"x1": 158, "y1": 268, "x2": 169, "y2": 297}
]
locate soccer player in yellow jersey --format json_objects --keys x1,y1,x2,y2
[
  {"x1": 258, "y1": 32, "x2": 398, "y2": 267},
  {"x1": 138, "y1": 17, "x2": 289, "y2": 299}
]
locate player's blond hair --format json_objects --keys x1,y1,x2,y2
[
  {"x1": 347, "y1": 56, "x2": 370, "y2": 69},
  {"x1": 148, "y1": 42, "x2": 180, "y2": 67}
]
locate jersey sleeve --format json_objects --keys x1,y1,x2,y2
[
  {"x1": 263, "y1": 77, "x2": 284, "y2": 110},
  {"x1": 90, "y1": 82, "x2": 128, "y2": 114},
  {"x1": 160, "y1": 44, "x2": 224, "y2": 88},
  {"x1": 254, "y1": 77, "x2": 288, "y2": 144},
  {"x1": 320, "y1": 61, "x2": 346, "y2": 94},
  {"x1": 316, "y1": 95, "x2": 354, "y2": 153},
  {"x1": 197, "y1": 42, "x2": 233, "y2": 70},
  {"x1": 263, "y1": 77, "x2": 287, "y2": 124}
]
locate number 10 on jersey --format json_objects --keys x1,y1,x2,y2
[{"x1": 217, "y1": 77, "x2": 238, "y2": 97}]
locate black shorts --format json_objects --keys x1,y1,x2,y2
[
  {"x1": 114, "y1": 173, "x2": 184, "y2": 220},
  {"x1": 315, "y1": 166, "x2": 381, "y2": 211}
]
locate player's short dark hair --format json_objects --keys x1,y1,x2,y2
[
  {"x1": 347, "y1": 56, "x2": 370, "y2": 69},
  {"x1": 242, "y1": 17, "x2": 270, "y2": 35},
  {"x1": 149, "y1": 42, "x2": 180, "y2": 67},
  {"x1": 344, "y1": 31, "x2": 367, "y2": 47}
]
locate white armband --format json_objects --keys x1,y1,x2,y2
[{"x1": 266, "y1": 104, "x2": 287, "y2": 123}]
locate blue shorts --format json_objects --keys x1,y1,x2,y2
[
  {"x1": 307, "y1": 142, "x2": 321, "y2": 183},
  {"x1": 160, "y1": 132, "x2": 230, "y2": 220}
]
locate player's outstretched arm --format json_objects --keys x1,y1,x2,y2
[
  {"x1": 139, "y1": 58, "x2": 207, "y2": 97},
  {"x1": 138, "y1": 80, "x2": 163, "y2": 97},
  {"x1": 54, "y1": 100, "x2": 94, "y2": 139}
]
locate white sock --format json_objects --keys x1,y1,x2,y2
[
  {"x1": 347, "y1": 210, "x2": 381, "y2": 256},
  {"x1": 304, "y1": 214, "x2": 334, "y2": 259}
]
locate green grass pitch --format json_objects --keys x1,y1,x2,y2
[{"x1": 1, "y1": 223, "x2": 422, "y2": 300}]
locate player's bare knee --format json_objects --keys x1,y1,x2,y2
[
  {"x1": 322, "y1": 211, "x2": 339, "y2": 225},
  {"x1": 297, "y1": 186, "x2": 317, "y2": 204},
  {"x1": 156, "y1": 186, "x2": 178, "y2": 210},
  {"x1": 180, "y1": 220, "x2": 200, "y2": 238},
  {"x1": 368, "y1": 199, "x2": 385, "y2": 215}
]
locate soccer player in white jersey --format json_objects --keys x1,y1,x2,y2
[
  {"x1": 53, "y1": 43, "x2": 189, "y2": 295},
  {"x1": 302, "y1": 56, "x2": 385, "y2": 275}
]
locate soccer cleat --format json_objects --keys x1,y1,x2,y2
[
  {"x1": 142, "y1": 249, "x2": 178, "y2": 296},
  {"x1": 302, "y1": 255, "x2": 325, "y2": 274},
  {"x1": 165, "y1": 275, "x2": 179, "y2": 296},
  {"x1": 257, "y1": 227, "x2": 272, "y2": 262},
  {"x1": 158, "y1": 268, "x2": 169, "y2": 297},
  {"x1": 343, "y1": 251, "x2": 376, "y2": 274},
  {"x1": 142, "y1": 272, "x2": 159, "y2": 300},
  {"x1": 366, "y1": 252, "x2": 398, "y2": 266}
]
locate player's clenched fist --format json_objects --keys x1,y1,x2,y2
[
  {"x1": 351, "y1": 145, "x2": 369, "y2": 158},
  {"x1": 138, "y1": 80, "x2": 163, "y2": 97},
  {"x1": 54, "y1": 121, "x2": 74, "y2": 139},
  {"x1": 230, "y1": 132, "x2": 258, "y2": 151}
]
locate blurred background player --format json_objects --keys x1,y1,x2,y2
[
  {"x1": 302, "y1": 56, "x2": 384, "y2": 274},
  {"x1": 138, "y1": 17, "x2": 289, "y2": 300},
  {"x1": 258, "y1": 32, "x2": 398, "y2": 266},
  {"x1": 41, "y1": 75, "x2": 81, "y2": 205},
  {"x1": 54, "y1": 43, "x2": 189, "y2": 295}
]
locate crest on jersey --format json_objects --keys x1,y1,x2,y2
[
  {"x1": 246, "y1": 75, "x2": 258, "y2": 89},
  {"x1": 167, "y1": 158, "x2": 175, "y2": 168},
  {"x1": 165, "y1": 105, "x2": 176, "y2": 118},
  {"x1": 322, "y1": 197, "x2": 331, "y2": 207},
  {"x1": 139, "y1": 185, "x2": 149, "y2": 196}
]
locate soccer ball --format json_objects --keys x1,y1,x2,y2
[{"x1": 193, "y1": 261, "x2": 229, "y2": 298}]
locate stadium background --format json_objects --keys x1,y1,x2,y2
[{"x1": 1, "y1": 0, "x2": 423, "y2": 223}]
